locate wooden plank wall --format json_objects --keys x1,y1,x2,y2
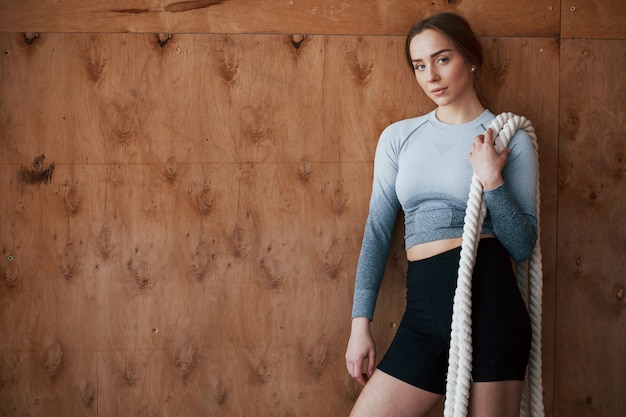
[{"x1": 0, "y1": 1, "x2": 623, "y2": 416}]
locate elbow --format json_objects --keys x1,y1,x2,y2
[
  {"x1": 512, "y1": 249, "x2": 532, "y2": 263},
  {"x1": 511, "y1": 230, "x2": 538, "y2": 263}
]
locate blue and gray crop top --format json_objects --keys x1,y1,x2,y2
[{"x1": 351, "y1": 109, "x2": 538, "y2": 320}]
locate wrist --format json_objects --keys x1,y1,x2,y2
[
  {"x1": 351, "y1": 317, "x2": 371, "y2": 331},
  {"x1": 482, "y1": 176, "x2": 504, "y2": 191}
]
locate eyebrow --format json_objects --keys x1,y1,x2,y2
[{"x1": 412, "y1": 48, "x2": 453, "y2": 62}]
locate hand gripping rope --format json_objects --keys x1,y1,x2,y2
[{"x1": 443, "y1": 113, "x2": 545, "y2": 417}]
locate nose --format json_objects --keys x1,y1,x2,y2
[{"x1": 427, "y1": 66, "x2": 439, "y2": 82}]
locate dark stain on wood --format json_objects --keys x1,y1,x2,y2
[
  {"x1": 23, "y1": 32, "x2": 39, "y2": 45},
  {"x1": 156, "y1": 33, "x2": 173, "y2": 48},
  {"x1": 291, "y1": 34, "x2": 306, "y2": 50},
  {"x1": 164, "y1": 0, "x2": 224, "y2": 13},
  {"x1": 19, "y1": 154, "x2": 54, "y2": 185},
  {"x1": 112, "y1": 8, "x2": 151, "y2": 14}
]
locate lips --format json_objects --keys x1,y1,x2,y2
[{"x1": 430, "y1": 87, "x2": 447, "y2": 95}]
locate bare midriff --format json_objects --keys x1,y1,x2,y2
[{"x1": 406, "y1": 234, "x2": 496, "y2": 261}]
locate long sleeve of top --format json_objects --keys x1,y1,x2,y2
[{"x1": 351, "y1": 110, "x2": 538, "y2": 320}]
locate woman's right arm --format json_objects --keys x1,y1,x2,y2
[
  {"x1": 345, "y1": 317, "x2": 376, "y2": 386},
  {"x1": 346, "y1": 123, "x2": 403, "y2": 384},
  {"x1": 350, "y1": 123, "x2": 402, "y2": 320}
]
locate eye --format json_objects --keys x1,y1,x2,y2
[
  {"x1": 437, "y1": 57, "x2": 449, "y2": 64},
  {"x1": 413, "y1": 63, "x2": 426, "y2": 71}
]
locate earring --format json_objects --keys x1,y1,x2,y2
[{"x1": 471, "y1": 66, "x2": 476, "y2": 72}]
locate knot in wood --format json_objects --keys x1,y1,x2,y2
[
  {"x1": 195, "y1": 187, "x2": 215, "y2": 215},
  {"x1": 64, "y1": 185, "x2": 82, "y2": 216},
  {"x1": 291, "y1": 34, "x2": 306, "y2": 50},
  {"x1": 213, "y1": 380, "x2": 227, "y2": 404},
  {"x1": 156, "y1": 33, "x2": 173, "y2": 48},
  {"x1": 44, "y1": 341, "x2": 64, "y2": 378},
  {"x1": 81, "y1": 381, "x2": 96, "y2": 406},
  {"x1": 19, "y1": 155, "x2": 54, "y2": 185},
  {"x1": 123, "y1": 363, "x2": 138, "y2": 385},
  {"x1": 175, "y1": 342, "x2": 196, "y2": 378},
  {"x1": 23, "y1": 32, "x2": 39, "y2": 45}
]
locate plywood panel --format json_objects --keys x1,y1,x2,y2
[
  {"x1": 0, "y1": 0, "x2": 560, "y2": 37},
  {"x1": 0, "y1": 33, "x2": 338, "y2": 167},
  {"x1": 3, "y1": 34, "x2": 332, "y2": 167},
  {"x1": 0, "y1": 17, "x2": 566, "y2": 417},
  {"x1": 0, "y1": 32, "x2": 426, "y2": 415},
  {"x1": 562, "y1": 0, "x2": 626, "y2": 39},
  {"x1": 0, "y1": 163, "x2": 100, "y2": 416},
  {"x1": 557, "y1": 39, "x2": 626, "y2": 416}
]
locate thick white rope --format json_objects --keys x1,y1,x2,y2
[{"x1": 443, "y1": 113, "x2": 545, "y2": 417}]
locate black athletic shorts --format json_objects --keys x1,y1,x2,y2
[{"x1": 377, "y1": 238, "x2": 532, "y2": 394}]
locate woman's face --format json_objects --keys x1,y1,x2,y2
[{"x1": 408, "y1": 29, "x2": 475, "y2": 108}]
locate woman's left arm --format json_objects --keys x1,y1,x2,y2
[{"x1": 470, "y1": 128, "x2": 538, "y2": 262}]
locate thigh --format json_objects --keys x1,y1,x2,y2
[
  {"x1": 468, "y1": 380, "x2": 524, "y2": 417},
  {"x1": 349, "y1": 369, "x2": 442, "y2": 417}
]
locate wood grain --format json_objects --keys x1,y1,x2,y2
[
  {"x1": 0, "y1": 0, "x2": 559, "y2": 37},
  {"x1": 562, "y1": 0, "x2": 626, "y2": 39},
  {"x1": 0, "y1": 32, "x2": 422, "y2": 415},
  {"x1": 0, "y1": 1, "x2": 624, "y2": 414},
  {"x1": 556, "y1": 38, "x2": 626, "y2": 417}
]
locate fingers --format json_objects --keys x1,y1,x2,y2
[
  {"x1": 367, "y1": 350, "x2": 376, "y2": 378},
  {"x1": 345, "y1": 323, "x2": 376, "y2": 385},
  {"x1": 345, "y1": 355, "x2": 375, "y2": 386},
  {"x1": 356, "y1": 373, "x2": 367, "y2": 386},
  {"x1": 347, "y1": 360, "x2": 366, "y2": 385},
  {"x1": 474, "y1": 128, "x2": 494, "y2": 145},
  {"x1": 346, "y1": 357, "x2": 362, "y2": 378},
  {"x1": 484, "y1": 127, "x2": 493, "y2": 144},
  {"x1": 472, "y1": 128, "x2": 501, "y2": 155}
]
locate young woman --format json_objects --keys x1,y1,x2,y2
[{"x1": 345, "y1": 12, "x2": 537, "y2": 417}]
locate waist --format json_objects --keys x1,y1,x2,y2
[{"x1": 406, "y1": 234, "x2": 496, "y2": 261}]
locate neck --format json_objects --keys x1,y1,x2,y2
[{"x1": 435, "y1": 96, "x2": 485, "y2": 124}]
